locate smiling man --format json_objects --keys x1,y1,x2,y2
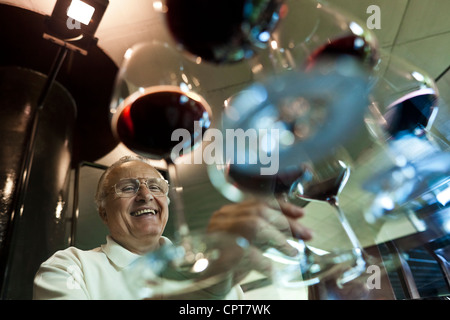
[
  {"x1": 34, "y1": 155, "x2": 244, "y2": 299},
  {"x1": 96, "y1": 158, "x2": 170, "y2": 255},
  {"x1": 33, "y1": 156, "x2": 179, "y2": 299},
  {"x1": 33, "y1": 155, "x2": 312, "y2": 300}
]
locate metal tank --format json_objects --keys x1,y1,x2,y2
[{"x1": 0, "y1": 66, "x2": 76, "y2": 299}]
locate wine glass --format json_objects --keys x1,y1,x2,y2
[
  {"x1": 207, "y1": 56, "x2": 372, "y2": 289},
  {"x1": 110, "y1": 41, "x2": 210, "y2": 236},
  {"x1": 159, "y1": 0, "x2": 284, "y2": 64},
  {"x1": 215, "y1": 0, "x2": 379, "y2": 174},
  {"x1": 289, "y1": 154, "x2": 368, "y2": 286},
  {"x1": 362, "y1": 52, "x2": 448, "y2": 225},
  {"x1": 366, "y1": 51, "x2": 439, "y2": 143},
  {"x1": 109, "y1": 41, "x2": 247, "y2": 298},
  {"x1": 249, "y1": 0, "x2": 379, "y2": 79},
  {"x1": 207, "y1": 155, "x2": 367, "y2": 288},
  {"x1": 204, "y1": 0, "x2": 379, "y2": 289}
]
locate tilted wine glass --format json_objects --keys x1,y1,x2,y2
[
  {"x1": 204, "y1": 0, "x2": 379, "y2": 289},
  {"x1": 208, "y1": 57, "x2": 372, "y2": 288},
  {"x1": 249, "y1": 0, "x2": 379, "y2": 80},
  {"x1": 160, "y1": 0, "x2": 284, "y2": 64},
  {"x1": 366, "y1": 51, "x2": 439, "y2": 143},
  {"x1": 289, "y1": 153, "x2": 368, "y2": 285},
  {"x1": 362, "y1": 52, "x2": 450, "y2": 226},
  {"x1": 109, "y1": 41, "x2": 247, "y2": 298}
]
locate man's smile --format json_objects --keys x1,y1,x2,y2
[{"x1": 130, "y1": 207, "x2": 159, "y2": 217}]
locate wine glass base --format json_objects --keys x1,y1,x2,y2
[
  {"x1": 266, "y1": 244, "x2": 368, "y2": 289},
  {"x1": 126, "y1": 231, "x2": 249, "y2": 299}
]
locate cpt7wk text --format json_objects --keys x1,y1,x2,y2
[{"x1": 179, "y1": 304, "x2": 271, "y2": 317}]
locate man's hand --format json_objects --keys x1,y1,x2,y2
[
  {"x1": 144, "y1": 199, "x2": 313, "y2": 300},
  {"x1": 207, "y1": 199, "x2": 313, "y2": 284}
]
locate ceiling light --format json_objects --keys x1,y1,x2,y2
[
  {"x1": 67, "y1": 0, "x2": 96, "y2": 25},
  {"x1": 44, "y1": 0, "x2": 109, "y2": 55}
]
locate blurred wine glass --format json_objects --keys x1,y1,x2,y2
[
  {"x1": 207, "y1": 57, "x2": 372, "y2": 288},
  {"x1": 109, "y1": 41, "x2": 247, "y2": 298},
  {"x1": 158, "y1": 0, "x2": 284, "y2": 64},
  {"x1": 366, "y1": 51, "x2": 439, "y2": 144},
  {"x1": 250, "y1": 0, "x2": 379, "y2": 78},
  {"x1": 363, "y1": 52, "x2": 450, "y2": 228}
]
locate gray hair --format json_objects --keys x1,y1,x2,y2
[{"x1": 95, "y1": 155, "x2": 169, "y2": 209}]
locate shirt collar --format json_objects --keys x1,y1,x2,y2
[{"x1": 101, "y1": 235, "x2": 172, "y2": 269}]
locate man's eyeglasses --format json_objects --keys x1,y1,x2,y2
[{"x1": 112, "y1": 178, "x2": 169, "y2": 198}]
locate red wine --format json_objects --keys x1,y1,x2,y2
[
  {"x1": 296, "y1": 169, "x2": 349, "y2": 202},
  {"x1": 384, "y1": 92, "x2": 438, "y2": 137},
  {"x1": 112, "y1": 86, "x2": 211, "y2": 159},
  {"x1": 305, "y1": 34, "x2": 378, "y2": 70},
  {"x1": 165, "y1": 0, "x2": 283, "y2": 64}
]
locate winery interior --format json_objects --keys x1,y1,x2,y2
[{"x1": 0, "y1": 0, "x2": 449, "y2": 300}]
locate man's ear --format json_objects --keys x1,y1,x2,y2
[{"x1": 98, "y1": 207, "x2": 108, "y2": 224}]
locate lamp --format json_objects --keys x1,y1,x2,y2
[
  {"x1": 19, "y1": 0, "x2": 109, "y2": 246},
  {"x1": 21, "y1": 0, "x2": 109, "y2": 227},
  {"x1": 44, "y1": 0, "x2": 109, "y2": 55},
  {"x1": 32, "y1": 0, "x2": 109, "y2": 182}
]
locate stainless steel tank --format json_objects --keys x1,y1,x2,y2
[{"x1": 0, "y1": 66, "x2": 76, "y2": 299}]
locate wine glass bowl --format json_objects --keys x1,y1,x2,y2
[
  {"x1": 109, "y1": 41, "x2": 212, "y2": 162},
  {"x1": 220, "y1": 57, "x2": 371, "y2": 176},
  {"x1": 367, "y1": 51, "x2": 439, "y2": 142},
  {"x1": 249, "y1": 0, "x2": 379, "y2": 79},
  {"x1": 111, "y1": 87, "x2": 211, "y2": 161},
  {"x1": 208, "y1": 160, "x2": 306, "y2": 203},
  {"x1": 161, "y1": 0, "x2": 284, "y2": 64},
  {"x1": 293, "y1": 159, "x2": 350, "y2": 204}
]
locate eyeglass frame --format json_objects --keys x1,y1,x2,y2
[{"x1": 108, "y1": 177, "x2": 170, "y2": 198}]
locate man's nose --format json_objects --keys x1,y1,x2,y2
[{"x1": 135, "y1": 184, "x2": 155, "y2": 201}]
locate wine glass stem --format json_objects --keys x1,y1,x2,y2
[
  {"x1": 166, "y1": 159, "x2": 190, "y2": 241},
  {"x1": 328, "y1": 196, "x2": 364, "y2": 259}
]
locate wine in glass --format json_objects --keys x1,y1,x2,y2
[
  {"x1": 366, "y1": 51, "x2": 439, "y2": 143},
  {"x1": 248, "y1": 0, "x2": 379, "y2": 80},
  {"x1": 161, "y1": 0, "x2": 284, "y2": 64},
  {"x1": 109, "y1": 41, "x2": 246, "y2": 298}
]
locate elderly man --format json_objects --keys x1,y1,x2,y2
[{"x1": 33, "y1": 156, "x2": 312, "y2": 299}]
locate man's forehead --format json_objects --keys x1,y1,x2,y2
[{"x1": 106, "y1": 161, "x2": 161, "y2": 183}]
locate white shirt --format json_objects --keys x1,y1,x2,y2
[{"x1": 33, "y1": 236, "x2": 244, "y2": 300}]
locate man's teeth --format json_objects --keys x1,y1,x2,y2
[{"x1": 131, "y1": 209, "x2": 156, "y2": 217}]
